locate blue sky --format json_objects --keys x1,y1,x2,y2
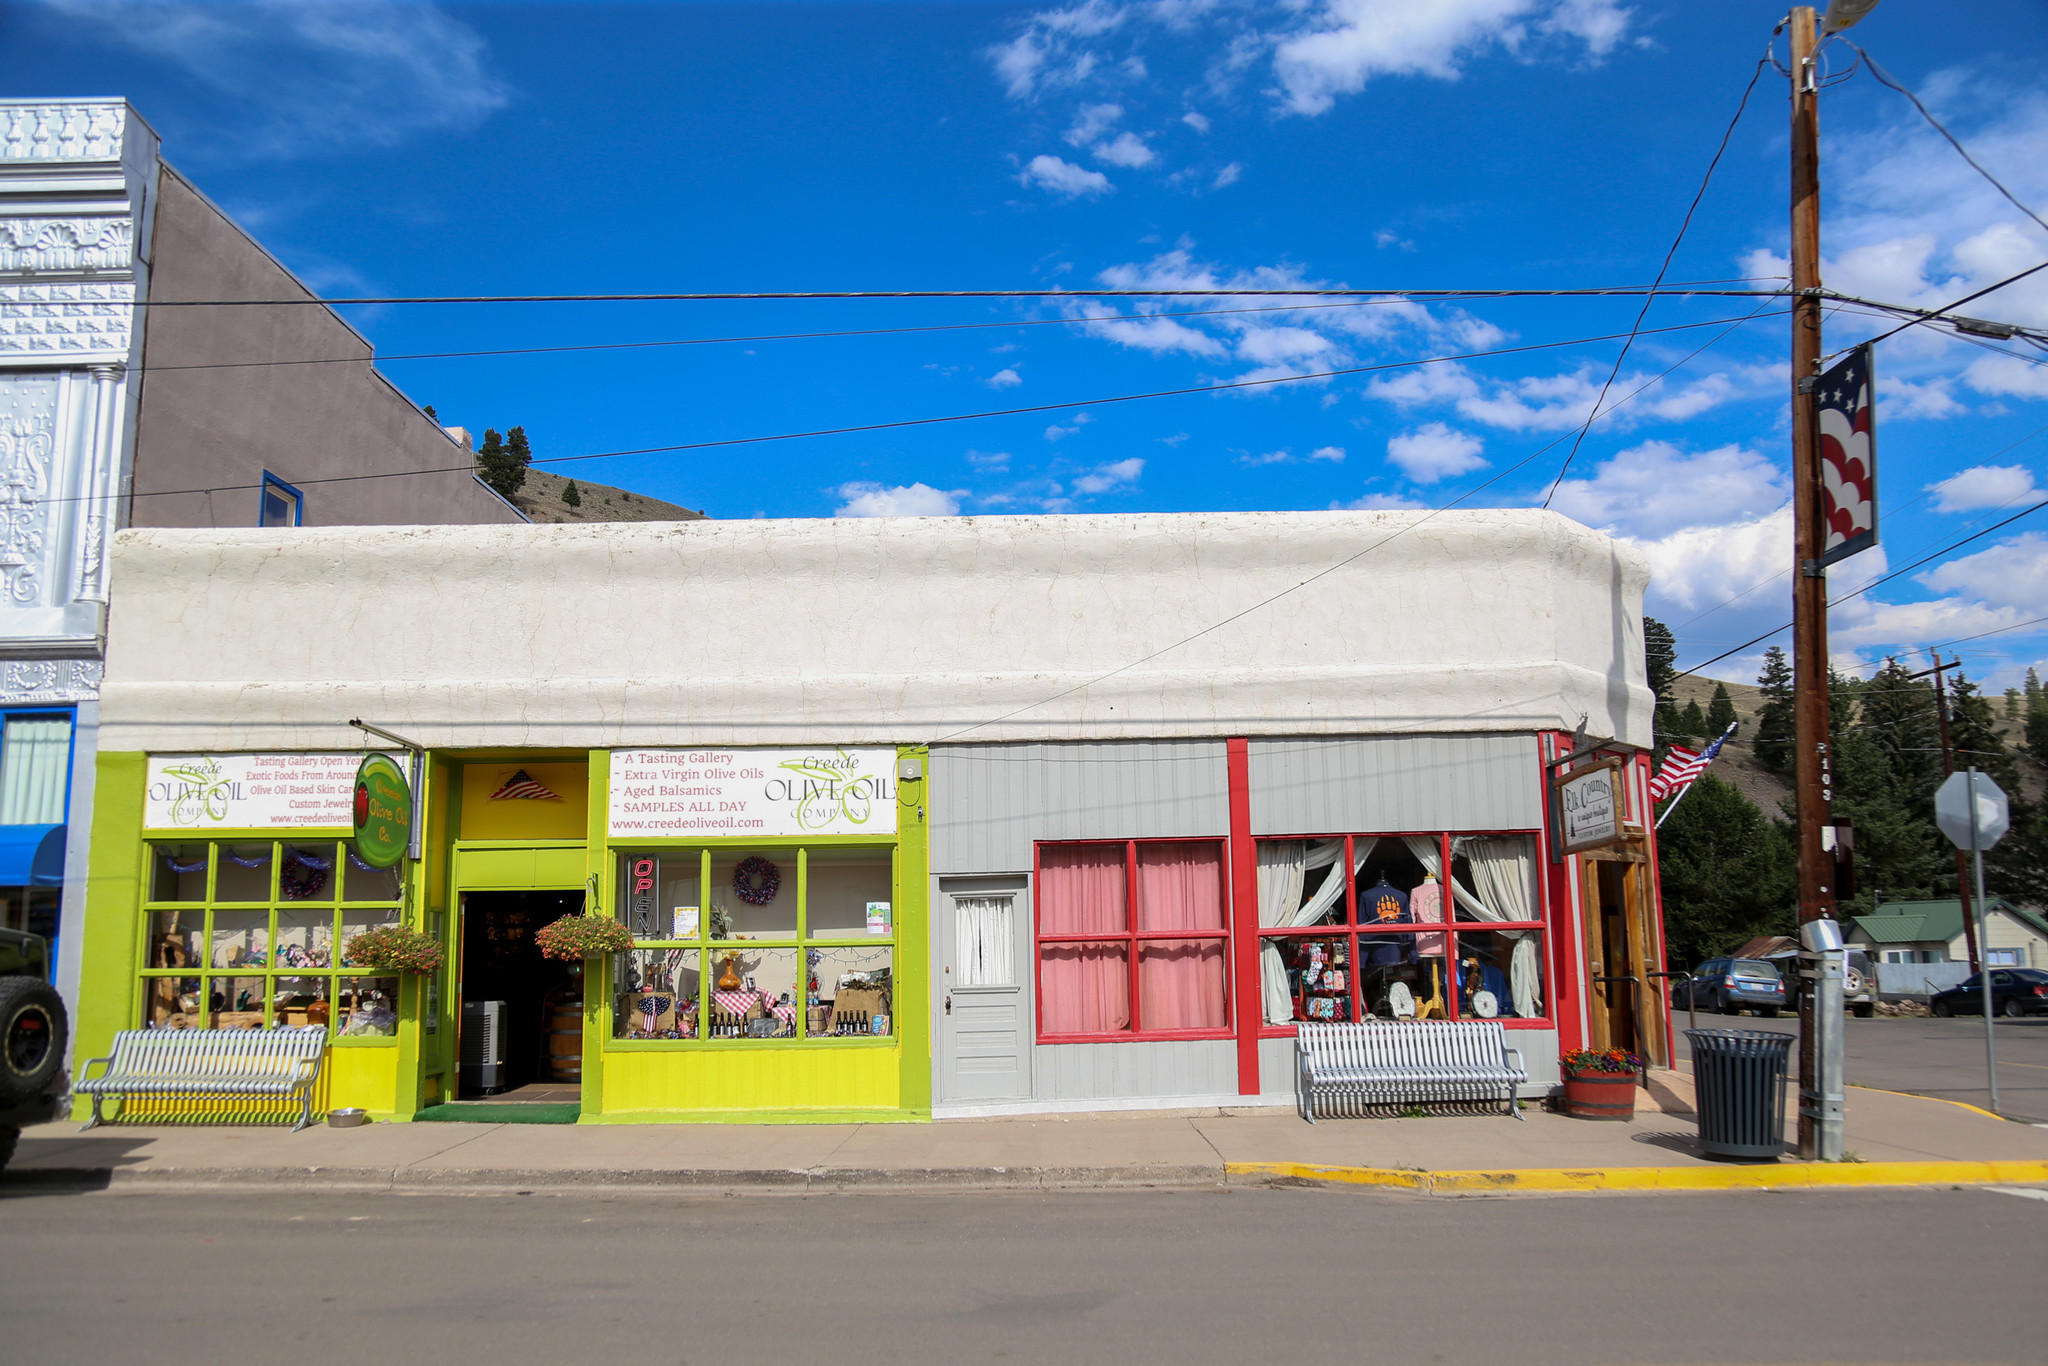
[{"x1": 6, "y1": 0, "x2": 2047, "y2": 688}]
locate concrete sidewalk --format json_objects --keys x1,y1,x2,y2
[{"x1": 9, "y1": 1072, "x2": 2048, "y2": 1196}]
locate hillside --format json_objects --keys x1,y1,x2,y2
[{"x1": 511, "y1": 467, "x2": 706, "y2": 525}]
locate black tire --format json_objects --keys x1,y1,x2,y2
[
  {"x1": 1761, "y1": 1006, "x2": 1780, "y2": 1018},
  {"x1": 1933, "y1": 999, "x2": 1953, "y2": 1018},
  {"x1": 0, "y1": 976, "x2": 67, "y2": 1106},
  {"x1": 1852, "y1": 1002, "x2": 1875, "y2": 1018},
  {"x1": 1719, "y1": 997, "x2": 1740, "y2": 1016},
  {"x1": 2003, "y1": 998, "x2": 2026, "y2": 1019},
  {"x1": 0, "y1": 1125, "x2": 16, "y2": 1173}
]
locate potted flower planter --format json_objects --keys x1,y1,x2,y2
[{"x1": 1558, "y1": 1048, "x2": 1644, "y2": 1120}]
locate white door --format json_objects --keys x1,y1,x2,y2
[{"x1": 937, "y1": 880, "x2": 1029, "y2": 1102}]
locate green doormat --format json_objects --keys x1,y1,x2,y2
[{"x1": 413, "y1": 1102, "x2": 581, "y2": 1125}]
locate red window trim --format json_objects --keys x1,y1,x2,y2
[
  {"x1": 1033, "y1": 836, "x2": 1234, "y2": 1043},
  {"x1": 1250, "y1": 828, "x2": 1553, "y2": 1035}
]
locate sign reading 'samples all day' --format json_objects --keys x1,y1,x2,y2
[
  {"x1": 609, "y1": 748, "x2": 898, "y2": 838},
  {"x1": 145, "y1": 753, "x2": 396, "y2": 830}
]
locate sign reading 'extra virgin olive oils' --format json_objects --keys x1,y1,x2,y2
[{"x1": 353, "y1": 753, "x2": 412, "y2": 868}]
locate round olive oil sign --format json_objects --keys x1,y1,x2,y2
[{"x1": 353, "y1": 754, "x2": 411, "y2": 869}]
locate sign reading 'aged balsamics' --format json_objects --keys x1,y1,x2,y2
[
  {"x1": 1556, "y1": 758, "x2": 1626, "y2": 853},
  {"x1": 145, "y1": 753, "x2": 397, "y2": 830},
  {"x1": 608, "y1": 748, "x2": 898, "y2": 838}
]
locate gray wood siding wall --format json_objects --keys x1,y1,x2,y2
[
  {"x1": 929, "y1": 740, "x2": 1230, "y2": 874},
  {"x1": 1247, "y1": 735, "x2": 1542, "y2": 835},
  {"x1": 1036, "y1": 1039, "x2": 1240, "y2": 1102}
]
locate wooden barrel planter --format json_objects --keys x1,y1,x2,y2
[
  {"x1": 546, "y1": 1001, "x2": 583, "y2": 1082},
  {"x1": 1561, "y1": 1069, "x2": 1638, "y2": 1120}
]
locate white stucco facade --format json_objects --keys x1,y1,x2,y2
[{"x1": 100, "y1": 508, "x2": 1652, "y2": 752}]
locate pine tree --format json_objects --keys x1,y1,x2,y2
[
  {"x1": 422, "y1": 405, "x2": 437, "y2": 420},
  {"x1": 1706, "y1": 682, "x2": 1737, "y2": 737},
  {"x1": 1678, "y1": 699, "x2": 1706, "y2": 741},
  {"x1": 1656, "y1": 774, "x2": 1798, "y2": 967},
  {"x1": 1948, "y1": 672, "x2": 2020, "y2": 796},
  {"x1": 1755, "y1": 645, "x2": 1794, "y2": 774},
  {"x1": 562, "y1": 480, "x2": 581, "y2": 508},
  {"x1": 505, "y1": 426, "x2": 533, "y2": 492},
  {"x1": 1829, "y1": 661, "x2": 1945, "y2": 909},
  {"x1": 2027, "y1": 668, "x2": 2048, "y2": 758},
  {"x1": 1645, "y1": 618, "x2": 1679, "y2": 745}
]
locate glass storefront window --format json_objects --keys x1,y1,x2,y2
[
  {"x1": 611, "y1": 846, "x2": 895, "y2": 1041},
  {"x1": 1255, "y1": 831, "x2": 1549, "y2": 1028},
  {"x1": 138, "y1": 840, "x2": 406, "y2": 1040},
  {"x1": 341, "y1": 842, "x2": 402, "y2": 902}
]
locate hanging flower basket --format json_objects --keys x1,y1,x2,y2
[
  {"x1": 341, "y1": 925, "x2": 443, "y2": 975},
  {"x1": 1558, "y1": 1047, "x2": 1644, "y2": 1120},
  {"x1": 534, "y1": 914, "x2": 634, "y2": 962}
]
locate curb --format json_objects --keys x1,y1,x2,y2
[{"x1": 1224, "y1": 1158, "x2": 2048, "y2": 1194}]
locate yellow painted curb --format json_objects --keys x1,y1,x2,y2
[
  {"x1": 1846, "y1": 1083, "x2": 2008, "y2": 1122},
  {"x1": 1226, "y1": 1158, "x2": 2048, "y2": 1194}
]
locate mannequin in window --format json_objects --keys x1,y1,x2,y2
[
  {"x1": 1410, "y1": 872, "x2": 1445, "y2": 958},
  {"x1": 1358, "y1": 875, "x2": 1413, "y2": 969}
]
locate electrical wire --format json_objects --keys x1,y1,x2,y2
[
  {"x1": 79, "y1": 307, "x2": 1786, "y2": 511},
  {"x1": 1540, "y1": 51, "x2": 1769, "y2": 507},
  {"x1": 1849, "y1": 259, "x2": 2048, "y2": 352}
]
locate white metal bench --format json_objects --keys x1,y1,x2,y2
[
  {"x1": 1295, "y1": 1019, "x2": 1527, "y2": 1123},
  {"x1": 73, "y1": 1027, "x2": 328, "y2": 1131}
]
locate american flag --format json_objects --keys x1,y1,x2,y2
[
  {"x1": 1649, "y1": 725, "x2": 1734, "y2": 803},
  {"x1": 488, "y1": 769, "x2": 561, "y2": 801}
]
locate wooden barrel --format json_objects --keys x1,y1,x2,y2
[{"x1": 546, "y1": 1002, "x2": 583, "y2": 1082}]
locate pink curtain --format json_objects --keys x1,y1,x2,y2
[
  {"x1": 1038, "y1": 845, "x2": 1130, "y2": 1033},
  {"x1": 1135, "y1": 843, "x2": 1228, "y2": 1030}
]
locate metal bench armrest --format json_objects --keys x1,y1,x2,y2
[{"x1": 74, "y1": 1053, "x2": 115, "y2": 1085}]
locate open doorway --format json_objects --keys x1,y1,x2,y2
[
  {"x1": 1579, "y1": 856, "x2": 1668, "y2": 1067},
  {"x1": 458, "y1": 889, "x2": 584, "y2": 1100}
]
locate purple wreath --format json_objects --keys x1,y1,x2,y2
[{"x1": 732, "y1": 856, "x2": 780, "y2": 906}]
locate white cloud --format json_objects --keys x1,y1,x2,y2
[
  {"x1": 965, "y1": 449, "x2": 1012, "y2": 472},
  {"x1": 1182, "y1": 109, "x2": 1211, "y2": 133},
  {"x1": 1073, "y1": 457, "x2": 1144, "y2": 493},
  {"x1": 1159, "y1": 431, "x2": 1190, "y2": 446},
  {"x1": 1630, "y1": 505, "x2": 1791, "y2": 618},
  {"x1": 36, "y1": 0, "x2": 510, "y2": 158},
  {"x1": 1366, "y1": 362, "x2": 1483, "y2": 406},
  {"x1": 1927, "y1": 464, "x2": 2041, "y2": 512},
  {"x1": 1046, "y1": 422, "x2": 1082, "y2": 441},
  {"x1": 1094, "y1": 131, "x2": 1157, "y2": 167},
  {"x1": 1239, "y1": 449, "x2": 1294, "y2": 466},
  {"x1": 986, "y1": 367, "x2": 1024, "y2": 389},
  {"x1": 833, "y1": 482, "x2": 965, "y2": 517},
  {"x1": 1309, "y1": 445, "x2": 1346, "y2": 462},
  {"x1": 1018, "y1": 154, "x2": 1115, "y2": 198},
  {"x1": 987, "y1": 0, "x2": 1128, "y2": 99},
  {"x1": 1386, "y1": 423, "x2": 1486, "y2": 482},
  {"x1": 1334, "y1": 491, "x2": 1431, "y2": 510},
  {"x1": 1917, "y1": 532, "x2": 2048, "y2": 613},
  {"x1": 1882, "y1": 375, "x2": 1968, "y2": 420},
  {"x1": 1963, "y1": 352, "x2": 2048, "y2": 401},
  {"x1": 1064, "y1": 101, "x2": 1124, "y2": 145},
  {"x1": 1210, "y1": 161, "x2": 1243, "y2": 190},
  {"x1": 1548, "y1": 440, "x2": 1788, "y2": 541},
  {"x1": 1272, "y1": 0, "x2": 1633, "y2": 117}
]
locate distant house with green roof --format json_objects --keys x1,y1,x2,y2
[{"x1": 1847, "y1": 898, "x2": 2048, "y2": 970}]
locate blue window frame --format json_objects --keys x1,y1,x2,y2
[{"x1": 260, "y1": 472, "x2": 304, "y2": 527}]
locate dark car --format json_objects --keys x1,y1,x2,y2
[
  {"x1": 1930, "y1": 967, "x2": 2048, "y2": 1019},
  {"x1": 0, "y1": 926, "x2": 69, "y2": 1170},
  {"x1": 1673, "y1": 957, "x2": 1786, "y2": 1017}
]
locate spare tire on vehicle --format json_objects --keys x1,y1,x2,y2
[{"x1": 0, "y1": 975, "x2": 67, "y2": 1105}]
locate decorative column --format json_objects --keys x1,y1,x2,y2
[{"x1": 75, "y1": 361, "x2": 123, "y2": 604}]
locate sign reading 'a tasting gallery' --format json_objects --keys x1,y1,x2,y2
[
  {"x1": 608, "y1": 747, "x2": 898, "y2": 838},
  {"x1": 144, "y1": 753, "x2": 400, "y2": 831}
]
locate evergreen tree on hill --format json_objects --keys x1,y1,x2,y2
[
  {"x1": 562, "y1": 479, "x2": 581, "y2": 508},
  {"x1": 2027, "y1": 666, "x2": 2048, "y2": 758},
  {"x1": 475, "y1": 425, "x2": 532, "y2": 499},
  {"x1": 1678, "y1": 699, "x2": 1707, "y2": 742},
  {"x1": 505, "y1": 426, "x2": 533, "y2": 493},
  {"x1": 1656, "y1": 774, "x2": 1798, "y2": 966},
  {"x1": 1645, "y1": 617, "x2": 1679, "y2": 746},
  {"x1": 1707, "y1": 682, "x2": 1737, "y2": 737},
  {"x1": 1827, "y1": 662, "x2": 1944, "y2": 911},
  {"x1": 1755, "y1": 645, "x2": 1794, "y2": 774}
]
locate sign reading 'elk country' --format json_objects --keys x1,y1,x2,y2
[
  {"x1": 145, "y1": 753, "x2": 398, "y2": 830},
  {"x1": 608, "y1": 748, "x2": 898, "y2": 838},
  {"x1": 1555, "y1": 758, "x2": 1627, "y2": 853}
]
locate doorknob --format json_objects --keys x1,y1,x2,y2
[{"x1": 944, "y1": 995, "x2": 952, "y2": 1016}]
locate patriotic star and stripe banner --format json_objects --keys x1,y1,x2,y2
[
  {"x1": 488, "y1": 769, "x2": 562, "y2": 801},
  {"x1": 1817, "y1": 343, "x2": 1878, "y2": 568},
  {"x1": 1651, "y1": 723, "x2": 1737, "y2": 825}
]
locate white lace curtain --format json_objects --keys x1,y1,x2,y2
[
  {"x1": 1257, "y1": 838, "x2": 1375, "y2": 1024},
  {"x1": 1402, "y1": 835, "x2": 1542, "y2": 1019},
  {"x1": 955, "y1": 895, "x2": 1015, "y2": 988}
]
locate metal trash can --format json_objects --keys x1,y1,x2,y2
[{"x1": 1685, "y1": 1028, "x2": 1792, "y2": 1159}]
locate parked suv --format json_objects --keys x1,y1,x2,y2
[
  {"x1": 1673, "y1": 957, "x2": 1786, "y2": 1017},
  {"x1": 1779, "y1": 946, "x2": 1878, "y2": 1018},
  {"x1": 0, "y1": 927, "x2": 68, "y2": 1171}
]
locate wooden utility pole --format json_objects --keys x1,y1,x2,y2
[
  {"x1": 1916, "y1": 652, "x2": 1982, "y2": 970},
  {"x1": 1787, "y1": 7, "x2": 1838, "y2": 1162}
]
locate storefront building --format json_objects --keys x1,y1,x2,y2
[{"x1": 76, "y1": 510, "x2": 1666, "y2": 1123}]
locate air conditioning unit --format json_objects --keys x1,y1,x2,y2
[{"x1": 460, "y1": 1000, "x2": 507, "y2": 1094}]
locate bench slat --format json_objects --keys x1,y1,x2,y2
[
  {"x1": 1295, "y1": 1020, "x2": 1527, "y2": 1124},
  {"x1": 74, "y1": 1027, "x2": 329, "y2": 1132}
]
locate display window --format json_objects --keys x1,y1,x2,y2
[
  {"x1": 610, "y1": 846, "x2": 897, "y2": 1041},
  {"x1": 136, "y1": 839, "x2": 404, "y2": 1041},
  {"x1": 1256, "y1": 832, "x2": 1546, "y2": 1030},
  {"x1": 1033, "y1": 839, "x2": 1231, "y2": 1041}
]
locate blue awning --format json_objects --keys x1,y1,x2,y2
[{"x1": 0, "y1": 823, "x2": 66, "y2": 887}]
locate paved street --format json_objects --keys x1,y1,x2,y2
[
  {"x1": 4, "y1": 1185, "x2": 2044, "y2": 1362},
  {"x1": 1671, "y1": 1011, "x2": 2048, "y2": 1124}
]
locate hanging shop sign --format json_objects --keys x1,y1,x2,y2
[
  {"x1": 1555, "y1": 757, "x2": 1627, "y2": 854},
  {"x1": 145, "y1": 753, "x2": 398, "y2": 831},
  {"x1": 352, "y1": 753, "x2": 412, "y2": 868},
  {"x1": 608, "y1": 747, "x2": 898, "y2": 838}
]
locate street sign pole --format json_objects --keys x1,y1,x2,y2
[{"x1": 1970, "y1": 769, "x2": 1998, "y2": 1113}]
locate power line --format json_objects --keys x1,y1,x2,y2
[
  {"x1": 1852, "y1": 259, "x2": 2048, "y2": 351},
  {"x1": 93, "y1": 307, "x2": 1786, "y2": 510},
  {"x1": 1927, "y1": 614, "x2": 2048, "y2": 653},
  {"x1": 1541, "y1": 50, "x2": 1768, "y2": 507}
]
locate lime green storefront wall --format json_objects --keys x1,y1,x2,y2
[
  {"x1": 75, "y1": 746, "x2": 932, "y2": 1125},
  {"x1": 576, "y1": 747, "x2": 932, "y2": 1124}
]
